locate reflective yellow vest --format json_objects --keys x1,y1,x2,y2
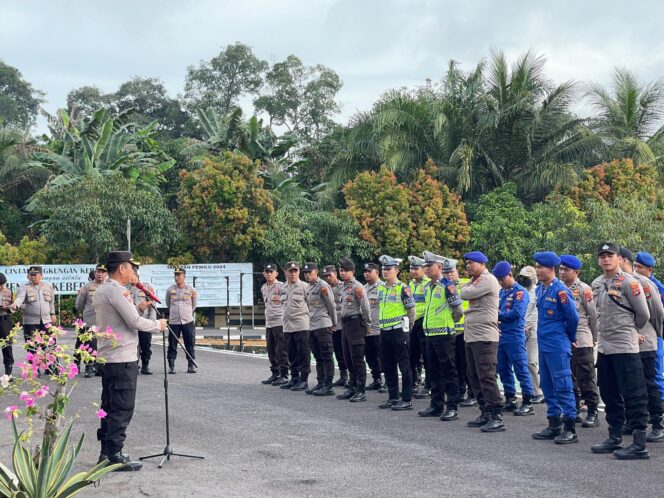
[
  {"x1": 409, "y1": 276, "x2": 430, "y2": 321},
  {"x1": 423, "y1": 280, "x2": 455, "y2": 336},
  {"x1": 455, "y1": 278, "x2": 470, "y2": 334},
  {"x1": 377, "y1": 281, "x2": 408, "y2": 329}
]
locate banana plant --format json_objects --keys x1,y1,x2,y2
[{"x1": 0, "y1": 419, "x2": 122, "y2": 497}]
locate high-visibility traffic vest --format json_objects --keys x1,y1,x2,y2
[
  {"x1": 377, "y1": 281, "x2": 408, "y2": 329},
  {"x1": 423, "y1": 281, "x2": 455, "y2": 336},
  {"x1": 409, "y1": 277, "x2": 430, "y2": 321},
  {"x1": 455, "y1": 278, "x2": 470, "y2": 334}
]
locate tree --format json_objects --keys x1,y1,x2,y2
[
  {"x1": 0, "y1": 60, "x2": 45, "y2": 129},
  {"x1": 66, "y1": 85, "x2": 110, "y2": 123},
  {"x1": 0, "y1": 231, "x2": 48, "y2": 265},
  {"x1": 177, "y1": 152, "x2": 274, "y2": 261},
  {"x1": 35, "y1": 176, "x2": 177, "y2": 262},
  {"x1": 0, "y1": 127, "x2": 51, "y2": 206},
  {"x1": 254, "y1": 55, "x2": 342, "y2": 142},
  {"x1": 183, "y1": 42, "x2": 268, "y2": 115}
]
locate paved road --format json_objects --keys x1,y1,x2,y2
[{"x1": 1, "y1": 342, "x2": 662, "y2": 497}]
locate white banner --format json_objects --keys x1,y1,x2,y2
[{"x1": 0, "y1": 263, "x2": 255, "y2": 307}]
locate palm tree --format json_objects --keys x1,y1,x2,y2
[
  {"x1": 586, "y1": 67, "x2": 664, "y2": 168},
  {"x1": 0, "y1": 127, "x2": 51, "y2": 206}
]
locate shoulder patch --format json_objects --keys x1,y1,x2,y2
[
  {"x1": 403, "y1": 286, "x2": 412, "y2": 296},
  {"x1": 515, "y1": 291, "x2": 523, "y2": 301},
  {"x1": 558, "y1": 290, "x2": 568, "y2": 304},
  {"x1": 644, "y1": 284, "x2": 652, "y2": 300},
  {"x1": 447, "y1": 285, "x2": 457, "y2": 295},
  {"x1": 583, "y1": 288, "x2": 593, "y2": 302},
  {"x1": 321, "y1": 286, "x2": 329, "y2": 296},
  {"x1": 630, "y1": 280, "x2": 641, "y2": 296},
  {"x1": 355, "y1": 287, "x2": 364, "y2": 299}
]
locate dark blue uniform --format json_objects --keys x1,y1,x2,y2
[
  {"x1": 649, "y1": 275, "x2": 664, "y2": 401},
  {"x1": 536, "y1": 278, "x2": 579, "y2": 419},
  {"x1": 497, "y1": 282, "x2": 534, "y2": 398}
]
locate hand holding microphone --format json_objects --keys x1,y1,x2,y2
[{"x1": 135, "y1": 281, "x2": 161, "y2": 304}]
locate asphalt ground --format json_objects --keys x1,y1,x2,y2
[{"x1": 1, "y1": 338, "x2": 662, "y2": 498}]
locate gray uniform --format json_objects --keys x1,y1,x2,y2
[
  {"x1": 591, "y1": 271, "x2": 650, "y2": 354},
  {"x1": 261, "y1": 281, "x2": 285, "y2": 328},
  {"x1": 166, "y1": 284, "x2": 197, "y2": 325},
  {"x1": 283, "y1": 280, "x2": 310, "y2": 333},
  {"x1": 459, "y1": 270, "x2": 500, "y2": 343},
  {"x1": 632, "y1": 273, "x2": 663, "y2": 353},
  {"x1": 94, "y1": 280, "x2": 161, "y2": 363},
  {"x1": 131, "y1": 283, "x2": 157, "y2": 320},
  {"x1": 340, "y1": 278, "x2": 371, "y2": 323},
  {"x1": 12, "y1": 283, "x2": 55, "y2": 324},
  {"x1": 524, "y1": 286, "x2": 542, "y2": 396},
  {"x1": 332, "y1": 282, "x2": 344, "y2": 332},
  {"x1": 306, "y1": 278, "x2": 337, "y2": 330},
  {"x1": 568, "y1": 279, "x2": 598, "y2": 348},
  {"x1": 75, "y1": 281, "x2": 102, "y2": 326},
  {"x1": 365, "y1": 280, "x2": 383, "y2": 337}
]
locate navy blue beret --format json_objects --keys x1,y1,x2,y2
[
  {"x1": 560, "y1": 255, "x2": 582, "y2": 270},
  {"x1": 635, "y1": 251, "x2": 656, "y2": 268},
  {"x1": 464, "y1": 251, "x2": 488, "y2": 264},
  {"x1": 492, "y1": 261, "x2": 512, "y2": 279},
  {"x1": 534, "y1": 251, "x2": 561, "y2": 268}
]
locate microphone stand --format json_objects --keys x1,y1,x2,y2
[{"x1": 139, "y1": 298, "x2": 204, "y2": 468}]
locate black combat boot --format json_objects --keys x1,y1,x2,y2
[
  {"x1": 280, "y1": 376, "x2": 298, "y2": 390},
  {"x1": 575, "y1": 399, "x2": 583, "y2": 423},
  {"x1": 467, "y1": 408, "x2": 489, "y2": 428},
  {"x1": 167, "y1": 359, "x2": 176, "y2": 374},
  {"x1": 261, "y1": 372, "x2": 278, "y2": 385},
  {"x1": 620, "y1": 422, "x2": 632, "y2": 435},
  {"x1": 418, "y1": 406, "x2": 442, "y2": 417},
  {"x1": 514, "y1": 394, "x2": 534, "y2": 416},
  {"x1": 306, "y1": 382, "x2": 322, "y2": 395},
  {"x1": 614, "y1": 429, "x2": 650, "y2": 460},
  {"x1": 141, "y1": 359, "x2": 153, "y2": 376},
  {"x1": 460, "y1": 396, "x2": 478, "y2": 407},
  {"x1": 291, "y1": 375, "x2": 308, "y2": 391},
  {"x1": 413, "y1": 385, "x2": 431, "y2": 399},
  {"x1": 108, "y1": 452, "x2": 143, "y2": 472},
  {"x1": 391, "y1": 400, "x2": 413, "y2": 411},
  {"x1": 554, "y1": 417, "x2": 578, "y2": 444},
  {"x1": 531, "y1": 394, "x2": 545, "y2": 404},
  {"x1": 502, "y1": 396, "x2": 518, "y2": 413},
  {"x1": 379, "y1": 399, "x2": 399, "y2": 409},
  {"x1": 646, "y1": 415, "x2": 664, "y2": 442},
  {"x1": 332, "y1": 370, "x2": 348, "y2": 387},
  {"x1": 365, "y1": 378, "x2": 382, "y2": 391},
  {"x1": 582, "y1": 408, "x2": 600, "y2": 428},
  {"x1": 591, "y1": 429, "x2": 623, "y2": 453},
  {"x1": 272, "y1": 369, "x2": 289, "y2": 386},
  {"x1": 336, "y1": 385, "x2": 356, "y2": 400},
  {"x1": 187, "y1": 360, "x2": 197, "y2": 373},
  {"x1": 481, "y1": 410, "x2": 506, "y2": 432},
  {"x1": 440, "y1": 407, "x2": 459, "y2": 421},
  {"x1": 350, "y1": 383, "x2": 366, "y2": 402},
  {"x1": 532, "y1": 416, "x2": 562, "y2": 440},
  {"x1": 313, "y1": 382, "x2": 335, "y2": 397}
]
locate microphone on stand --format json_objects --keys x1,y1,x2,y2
[{"x1": 135, "y1": 281, "x2": 162, "y2": 304}]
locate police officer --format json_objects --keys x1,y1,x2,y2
[
  {"x1": 363, "y1": 263, "x2": 385, "y2": 392},
  {"x1": 303, "y1": 263, "x2": 337, "y2": 396},
  {"x1": 166, "y1": 267, "x2": 198, "y2": 374},
  {"x1": 418, "y1": 252, "x2": 464, "y2": 421},
  {"x1": 558, "y1": 255, "x2": 600, "y2": 428},
  {"x1": 376, "y1": 255, "x2": 416, "y2": 411},
  {"x1": 336, "y1": 258, "x2": 371, "y2": 402},
  {"x1": 280, "y1": 262, "x2": 311, "y2": 392},
  {"x1": 591, "y1": 243, "x2": 651, "y2": 459},
  {"x1": 516, "y1": 266, "x2": 545, "y2": 404},
  {"x1": 628, "y1": 250, "x2": 664, "y2": 442},
  {"x1": 94, "y1": 251, "x2": 167, "y2": 471},
  {"x1": 442, "y1": 259, "x2": 476, "y2": 407},
  {"x1": 322, "y1": 265, "x2": 349, "y2": 387},
  {"x1": 634, "y1": 251, "x2": 664, "y2": 404},
  {"x1": 132, "y1": 272, "x2": 157, "y2": 375},
  {"x1": 11, "y1": 266, "x2": 57, "y2": 358},
  {"x1": 260, "y1": 263, "x2": 289, "y2": 386},
  {"x1": 531, "y1": 252, "x2": 579, "y2": 444},
  {"x1": 75, "y1": 264, "x2": 108, "y2": 377},
  {"x1": 492, "y1": 261, "x2": 536, "y2": 416},
  {"x1": 0, "y1": 273, "x2": 14, "y2": 377},
  {"x1": 460, "y1": 251, "x2": 505, "y2": 432},
  {"x1": 408, "y1": 256, "x2": 430, "y2": 398}
]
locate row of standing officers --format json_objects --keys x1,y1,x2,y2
[{"x1": 260, "y1": 243, "x2": 664, "y2": 460}]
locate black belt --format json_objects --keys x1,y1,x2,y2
[{"x1": 342, "y1": 314, "x2": 362, "y2": 323}]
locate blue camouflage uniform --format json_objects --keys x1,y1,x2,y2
[
  {"x1": 536, "y1": 278, "x2": 579, "y2": 419},
  {"x1": 497, "y1": 281, "x2": 535, "y2": 399}
]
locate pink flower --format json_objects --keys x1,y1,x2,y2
[
  {"x1": 75, "y1": 319, "x2": 86, "y2": 328},
  {"x1": 67, "y1": 363, "x2": 79, "y2": 380},
  {"x1": 96, "y1": 408, "x2": 107, "y2": 419},
  {"x1": 4, "y1": 405, "x2": 19, "y2": 421},
  {"x1": 35, "y1": 385, "x2": 49, "y2": 398},
  {"x1": 25, "y1": 352, "x2": 34, "y2": 362},
  {"x1": 19, "y1": 393, "x2": 35, "y2": 408}
]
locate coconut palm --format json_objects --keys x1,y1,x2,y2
[{"x1": 0, "y1": 127, "x2": 51, "y2": 205}]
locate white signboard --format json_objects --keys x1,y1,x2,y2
[{"x1": 0, "y1": 263, "x2": 254, "y2": 307}]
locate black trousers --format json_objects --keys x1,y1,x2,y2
[
  {"x1": 466, "y1": 341, "x2": 504, "y2": 412},
  {"x1": 138, "y1": 331, "x2": 152, "y2": 361},
  {"x1": 409, "y1": 318, "x2": 427, "y2": 386},
  {"x1": 74, "y1": 326, "x2": 98, "y2": 367},
  {"x1": 266, "y1": 326, "x2": 289, "y2": 374},
  {"x1": 427, "y1": 334, "x2": 459, "y2": 411},
  {"x1": 455, "y1": 333, "x2": 469, "y2": 397},
  {"x1": 640, "y1": 352, "x2": 664, "y2": 420},
  {"x1": 167, "y1": 322, "x2": 195, "y2": 361},
  {"x1": 380, "y1": 328, "x2": 413, "y2": 402},
  {"x1": 285, "y1": 330, "x2": 311, "y2": 380},
  {"x1": 597, "y1": 352, "x2": 649, "y2": 432},
  {"x1": 342, "y1": 317, "x2": 366, "y2": 388},
  {"x1": 97, "y1": 361, "x2": 139, "y2": 455},
  {"x1": 365, "y1": 335, "x2": 382, "y2": 382},
  {"x1": 332, "y1": 328, "x2": 347, "y2": 371},
  {"x1": 572, "y1": 346, "x2": 599, "y2": 411},
  {"x1": 310, "y1": 328, "x2": 334, "y2": 384},
  {"x1": 0, "y1": 316, "x2": 14, "y2": 369},
  {"x1": 23, "y1": 321, "x2": 52, "y2": 355}
]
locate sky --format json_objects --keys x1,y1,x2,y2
[{"x1": 2, "y1": 0, "x2": 664, "y2": 132}]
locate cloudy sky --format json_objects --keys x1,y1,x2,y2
[{"x1": 2, "y1": 0, "x2": 663, "y2": 131}]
